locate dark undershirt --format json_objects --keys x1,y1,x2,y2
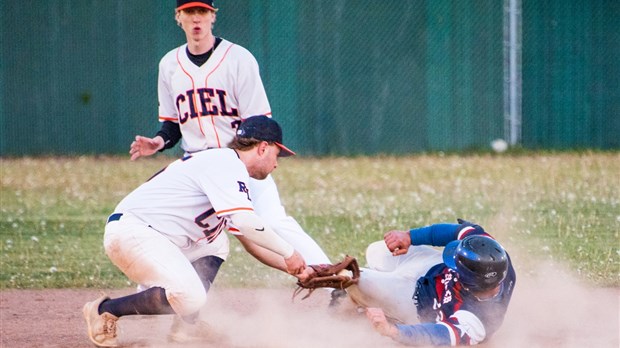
[
  {"x1": 156, "y1": 37, "x2": 223, "y2": 150},
  {"x1": 186, "y1": 37, "x2": 223, "y2": 66}
]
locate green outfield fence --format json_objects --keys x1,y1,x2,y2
[{"x1": 1, "y1": 0, "x2": 618, "y2": 156}]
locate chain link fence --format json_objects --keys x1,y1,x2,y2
[{"x1": 1, "y1": 0, "x2": 617, "y2": 156}]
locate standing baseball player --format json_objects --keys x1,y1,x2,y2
[
  {"x1": 346, "y1": 219, "x2": 516, "y2": 346},
  {"x1": 129, "y1": 0, "x2": 331, "y2": 278},
  {"x1": 83, "y1": 116, "x2": 307, "y2": 347}
]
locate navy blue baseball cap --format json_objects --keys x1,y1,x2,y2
[
  {"x1": 236, "y1": 116, "x2": 296, "y2": 157},
  {"x1": 176, "y1": 0, "x2": 217, "y2": 11}
]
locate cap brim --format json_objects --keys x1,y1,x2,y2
[
  {"x1": 176, "y1": 2, "x2": 218, "y2": 11},
  {"x1": 442, "y1": 240, "x2": 460, "y2": 269},
  {"x1": 275, "y1": 143, "x2": 296, "y2": 157}
]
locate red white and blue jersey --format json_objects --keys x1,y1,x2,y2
[{"x1": 396, "y1": 221, "x2": 516, "y2": 346}]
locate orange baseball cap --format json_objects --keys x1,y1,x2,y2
[{"x1": 176, "y1": 0, "x2": 217, "y2": 11}]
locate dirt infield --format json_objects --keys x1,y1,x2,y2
[
  {"x1": 1, "y1": 275, "x2": 619, "y2": 348},
  {"x1": 0, "y1": 287, "x2": 395, "y2": 348}
]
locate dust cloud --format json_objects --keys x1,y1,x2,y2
[
  {"x1": 203, "y1": 287, "x2": 399, "y2": 348},
  {"x1": 492, "y1": 260, "x2": 618, "y2": 348},
  {"x1": 201, "y1": 263, "x2": 618, "y2": 348}
]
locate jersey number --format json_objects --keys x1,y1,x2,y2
[{"x1": 194, "y1": 207, "x2": 226, "y2": 243}]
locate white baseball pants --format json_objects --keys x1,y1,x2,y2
[
  {"x1": 347, "y1": 241, "x2": 443, "y2": 323},
  {"x1": 104, "y1": 213, "x2": 220, "y2": 317}
]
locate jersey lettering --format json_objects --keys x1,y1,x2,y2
[
  {"x1": 432, "y1": 298, "x2": 444, "y2": 322},
  {"x1": 443, "y1": 290, "x2": 453, "y2": 304},
  {"x1": 176, "y1": 88, "x2": 238, "y2": 124},
  {"x1": 177, "y1": 94, "x2": 188, "y2": 123},
  {"x1": 186, "y1": 89, "x2": 199, "y2": 119},
  {"x1": 238, "y1": 181, "x2": 250, "y2": 200},
  {"x1": 216, "y1": 90, "x2": 238, "y2": 116},
  {"x1": 197, "y1": 88, "x2": 218, "y2": 116},
  {"x1": 441, "y1": 273, "x2": 454, "y2": 304}
]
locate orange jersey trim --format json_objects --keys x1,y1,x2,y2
[
  {"x1": 159, "y1": 115, "x2": 178, "y2": 122},
  {"x1": 204, "y1": 43, "x2": 235, "y2": 148},
  {"x1": 216, "y1": 206, "x2": 253, "y2": 216},
  {"x1": 176, "y1": 47, "x2": 206, "y2": 136}
]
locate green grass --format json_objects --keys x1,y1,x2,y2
[{"x1": 1, "y1": 152, "x2": 618, "y2": 289}]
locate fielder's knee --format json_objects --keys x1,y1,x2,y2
[{"x1": 166, "y1": 279, "x2": 207, "y2": 316}]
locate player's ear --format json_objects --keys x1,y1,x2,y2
[
  {"x1": 175, "y1": 11, "x2": 181, "y2": 27},
  {"x1": 256, "y1": 141, "x2": 269, "y2": 156}
]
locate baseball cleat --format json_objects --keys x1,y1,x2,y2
[
  {"x1": 167, "y1": 315, "x2": 225, "y2": 343},
  {"x1": 82, "y1": 295, "x2": 119, "y2": 347}
]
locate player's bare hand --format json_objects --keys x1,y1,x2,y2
[
  {"x1": 129, "y1": 135, "x2": 164, "y2": 161},
  {"x1": 366, "y1": 308, "x2": 399, "y2": 338},
  {"x1": 284, "y1": 250, "x2": 307, "y2": 275},
  {"x1": 383, "y1": 230, "x2": 411, "y2": 256},
  {"x1": 294, "y1": 266, "x2": 315, "y2": 282}
]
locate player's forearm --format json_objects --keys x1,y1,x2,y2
[
  {"x1": 409, "y1": 224, "x2": 460, "y2": 246},
  {"x1": 155, "y1": 121, "x2": 182, "y2": 151},
  {"x1": 234, "y1": 234, "x2": 287, "y2": 272},
  {"x1": 228, "y1": 212, "x2": 294, "y2": 258}
]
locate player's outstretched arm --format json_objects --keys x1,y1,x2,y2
[
  {"x1": 229, "y1": 211, "x2": 306, "y2": 274},
  {"x1": 283, "y1": 250, "x2": 306, "y2": 275},
  {"x1": 366, "y1": 308, "x2": 399, "y2": 338},
  {"x1": 234, "y1": 234, "x2": 307, "y2": 276},
  {"x1": 129, "y1": 135, "x2": 164, "y2": 161},
  {"x1": 234, "y1": 234, "x2": 286, "y2": 271}
]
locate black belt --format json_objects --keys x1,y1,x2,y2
[{"x1": 107, "y1": 213, "x2": 123, "y2": 223}]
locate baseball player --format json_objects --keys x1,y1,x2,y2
[
  {"x1": 83, "y1": 116, "x2": 307, "y2": 347},
  {"x1": 346, "y1": 219, "x2": 516, "y2": 346},
  {"x1": 129, "y1": 0, "x2": 331, "y2": 278}
]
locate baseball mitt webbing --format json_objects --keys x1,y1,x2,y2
[{"x1": 293, "y1": 255, "x2": 361, "y2": 300}]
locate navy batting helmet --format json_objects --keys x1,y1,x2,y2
[{"x1": 443, "y1": 235, "x2": 508, "y2": 292}]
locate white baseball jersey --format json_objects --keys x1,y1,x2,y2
[
  {"x1": 114, "y1": 149, "x2": 253, "y2": 249},
  {"x1": 157, "y1": 39, "x2": 271, "y2": 152},
  {"x1": 153, "y1": 38, "x2": 332, "y2": 265}
]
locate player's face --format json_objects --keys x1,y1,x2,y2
[
  {"x1": 249, "y1": 143, "x2": 279, "y2": 180},
  {"x1": 177, "y1": 7, "x2": 215, "y2": 43},
  {"x1": 470, "y1": 284, "x2": 502, "y2": 301}
]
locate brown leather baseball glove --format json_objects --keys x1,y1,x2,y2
[{"x1": 292, "y1": 255, "x2": 361, "y2": 300}]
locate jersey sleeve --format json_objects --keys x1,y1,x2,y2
[
  {"x1": 156, "y1": 121, "x2": 182, "y2": 150},
  {"x1": 394, "y1": 322, "x2": 452, "y2": 346},
  {"x1": 158, "y1": 48, "x2": 181, "y2": 123},
  {"x1": 409, "y1": 224, "x2": 460, "y2": 246},
  {"x1": 409, "y1": 221, "x2": 492, "y2": 246},
  {"x1": 232, "y1": 46, "x2": 271, "y2": 118},
  {"x1": 395, "y1": 308, "x2": 486, "y2": 346},
  {"x1": 193, "y1": 152, "x2": 254, "y2": 216}
]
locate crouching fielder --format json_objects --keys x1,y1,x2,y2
[
  {"x1": 83, "y1": 116, "x2": 306, "y2": 347},
  {"x1": 347, "y1": 219, "x2": 516, "y2": 346}
]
